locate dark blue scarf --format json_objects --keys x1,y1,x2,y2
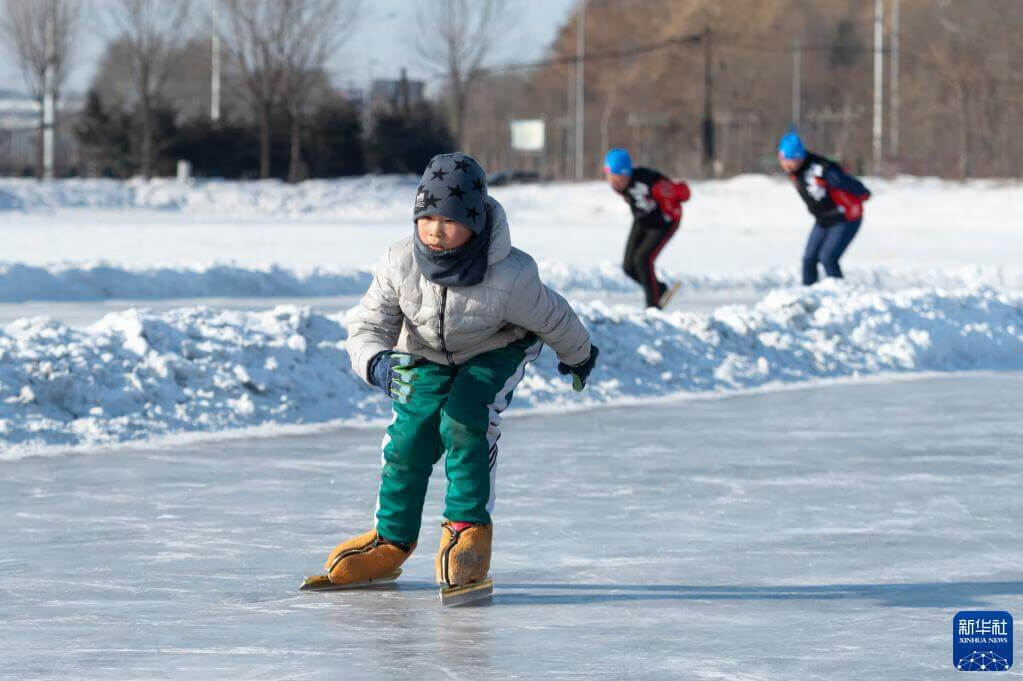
[{"x1": 413, "y1": 209, "x2": 493, "y2": 287}]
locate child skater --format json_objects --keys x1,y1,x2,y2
[
  {"x1": 602, "y1": 148, "x2": 691, "y2": 309},
  {"x1": 777, "y1": 129, "x2": 871, "y2": 286},
  {"x1": 321, "y1": 152, "x2": 599, "y2": 600}
]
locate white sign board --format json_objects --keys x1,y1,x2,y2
[{"x1": 510, "y1": 119, "x2": 545, "y2": 152}]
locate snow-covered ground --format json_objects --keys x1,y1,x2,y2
[
  {"x1": 1, "y1": 174, "x2": 1022, "y2": 278},
  {"x1": 0, "y1": 175, "x2": 1022, "y2": 451},
  {"x1": 3, "y1": 375, "x2": 1022, "y2": 680}
]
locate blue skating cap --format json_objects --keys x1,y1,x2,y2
[
  {"x1": 603, "y1": 148, "x2": 633, "y2": 175},
  {"x1": 778, "y1": 129, "x2": 806, "y2": 160}
]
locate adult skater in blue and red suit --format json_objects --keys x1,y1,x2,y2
[
  {"x1": 603, "y1": 148, "x2": 690, "y2": 309},
  {"x1": 777, "y1": 129, "x2": 871, "y2": 285}
]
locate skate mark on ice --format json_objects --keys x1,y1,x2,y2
[{"x1": 490, "y1": 580, "x2": 1023, "y2": 608}]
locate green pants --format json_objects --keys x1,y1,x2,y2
[{"x1": 375, "y1": 336, "x2": 543, "y2": 544}]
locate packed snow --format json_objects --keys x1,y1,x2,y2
[{"x1": 2, "y1": 280, "x2": 1021, "y2": 451}]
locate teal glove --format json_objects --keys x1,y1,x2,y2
[{"x1": 369, "y1": 352, "x2": 422, "y2": 404}]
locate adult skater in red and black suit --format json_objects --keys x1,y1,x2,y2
[{"x1": 603, "y1": 148, "x2": 690, "y2": 309}]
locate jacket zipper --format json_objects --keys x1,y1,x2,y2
[{"x1": 439, "y1": 286, "x2": 455, "y2": 365}]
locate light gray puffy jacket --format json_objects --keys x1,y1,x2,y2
[{"x1": 347, "y1": 198, "x2": 592, "y2": 382}]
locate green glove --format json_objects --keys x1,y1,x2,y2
[
  {"x1": 370, "y1": 352, "x2": 422, "y2": 404},
  {"x1": 557, "y1": 345, "x2": 600, "y2": 392}
]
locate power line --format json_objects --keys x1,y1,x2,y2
[
  {"x1": 475, "y1": 32, "x2": 704, "y2": 75},
  {"x1": 475, "y1": 30, "x2": 894, "y2": 77}
]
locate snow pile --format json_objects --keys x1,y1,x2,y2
[
  {"x1": 562, "y1": 282, "x2": 1023, "y2": 403},
  {"x1": 0, "y1": 306, "x2": 368, "y2": 448},
  {"x1": 1, "y1": 259, "x2": 1021, "y2": 303},
  {"x1": 2, "y1": 281, "x2": 1021, "y2": 450}
]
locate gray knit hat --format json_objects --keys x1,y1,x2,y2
[{"x1": 412, "y1": 152, "x2": 488, "y2": 234}]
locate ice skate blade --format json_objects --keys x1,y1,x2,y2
[
  {"x1": 299, "y1": 569, "x2": 401, "y2": 591},
  {"x1": 440, "y1": 578, "x2": 493, "y2": 607},
  {"x1": 658, "y1": 281, "x2": 682, "y2": 310}
]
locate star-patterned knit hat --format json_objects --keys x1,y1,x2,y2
[{"x1": 413, "y1": 152, "x2": 488, "y2": 234}]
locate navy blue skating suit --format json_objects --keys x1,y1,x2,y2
[{"x1": 788, "y1": 152, "x2": 870, "y2": 285}]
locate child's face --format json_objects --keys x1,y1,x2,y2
[
  {"x1": 416, "y1": 215, "x2": 474, "y2": 251},
  {"x1": 605, "y1": 169, "x2": 630, "y2": 192}
]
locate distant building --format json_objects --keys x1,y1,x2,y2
[
  {"x1": 0, "y1": 90, "x2": 40, "y2": 175},
  {"x1": 0, "y1": 89, "x2": 39, "y2": 129},
  {"x1": 339, "y1": 86, "x2": 365, "y2": 111},
  {"x1": 0, "y1": 90, "x2": 84, "y2": 176},
  {"x1": 368, "y1": 70, "x2": 425, "y2": 116}
]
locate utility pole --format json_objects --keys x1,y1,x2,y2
[
  {"x1": 211, "y1": 0, "x2": 221, "y2": 123},
  {"x1": 872, "y1": 0, "x2": 884, "y2": 176},
  {"x1": 42, "y1": 0, "x2": 56, "y2": 179},
  {"x1": 702, "y1": 26, "x2": 714, "y2": 177},
  {"x1": 399, "y1": 68, "x2": 410, "y2": 113},
  {"x1": 574, "y1": 1, "x2": 585, "y2": 180},
  {"x1": 792, "y1": 38, "x2": 801, "y2": 127},
  {"x1": 565, "y1": 61, "x2": 573, "y2": 179},
  {"x1": 889, "y1": 0, "x2": 899, "y2": 159}
]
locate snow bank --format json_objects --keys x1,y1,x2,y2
[
  {"x1": 0, "y1": 176, "x2": 419, "y2": 216},
  {"x1": 0, "y1": 262, "x2": 373, "y2": 302},
  {"x1": 1, "y1": 259, "x2": 1021, "y2": 303},
  {"x1": 539, "y1": 262, "x2": 1023, "y2": 297},
  {"x1": 2, "y1": 281, "x2": 1021, "y2": 451},
  {"x1": 1, "y1": 174, "x2": 1019, "y2": 217}
]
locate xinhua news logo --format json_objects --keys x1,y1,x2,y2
[{"x1": 953, "y1": 611, "x2": 1013, "y2": 671}]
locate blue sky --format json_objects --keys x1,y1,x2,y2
[{"x1": 342, "y1": 0, "x2": 578, "y2": 92}]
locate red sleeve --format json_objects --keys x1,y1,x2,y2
[
  {"x1": 827, "y1": 188, "x2": 864, "y2": 220},
  {"x1": 673, "y1": 181, "x2": 691, "y2": 203},
  {"x1": 651, "y1": 179, "x2": 687, "y2": 221}
]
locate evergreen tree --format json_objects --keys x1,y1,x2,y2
[
  {"x1": 74, "y1": 89, "x2": 136, "y2": 177},
  {"x1": 366, "y1": 103, "x2": 454, "y2": 174},
  {"x1": 303, "y1": 99, "x2": 365, "y2": 177}
]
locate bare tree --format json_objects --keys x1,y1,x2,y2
[
  {"x1": 220, "y1": 0, "x2": 291, "y2": 179},
  {"x1": 280, "y1": 0, "x2": 360, "y2": 183},
  {"x1": 1, "y1": 0, "x2": 81, "y2": 176},
  {"x1": 105, "y1": 0, "x2": 192, "y2": 178},
  {"x1": 416, "y1": 0, "x2": 508, "y2": 147}
]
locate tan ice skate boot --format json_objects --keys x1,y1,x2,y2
[
  {"x1": 299, "y1": 529, "x2": 414, "y2": 590},
  {"x1": 435, "y1": 521, "x2": 494, "y2": 606}
]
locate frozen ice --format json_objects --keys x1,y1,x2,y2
[{"x1": 2, "y1": 374, "x2": 1021, "y2": 679}]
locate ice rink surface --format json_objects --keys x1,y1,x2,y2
[{"x1": 3, "y1": 373, "x2": 1022, "y2": 680}]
